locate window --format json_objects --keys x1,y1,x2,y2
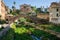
[
  {"x1": 24, "y1": 6, "x2": 26, "y2": 8},
  {"x1": 56, "y1": 9, "x2": 58, "y2": 12}
]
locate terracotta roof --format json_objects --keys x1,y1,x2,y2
[
  {"x1": 50, "y1": 2, "x2": 60, "y2": 8},
  {"x1": 51, "y1": 2, "x2": 59, "y2": 5}
]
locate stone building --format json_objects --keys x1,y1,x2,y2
[
  {"x1": 0, "y1": 0, "x2": 8, "y2": 20},
  {"x1": 49, "y1": 2, "x2": 60, "y2": 24},
  {"x1": 20, "y1": 4, "x2": 32, "y2": 14}
]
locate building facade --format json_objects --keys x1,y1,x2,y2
[
  {"x1": 49, "y1": 2, "x2": 60, "y2": 24},
  {"x1": 20, "y1": 4, "x2": 32, "y2": 14},
  {"x1": 0, "y1": 0, "x2": 7, "y2": 20}
]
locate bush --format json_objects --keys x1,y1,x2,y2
[{"x1": 0, "y1": 20, "x2": 6, "y2": 24}]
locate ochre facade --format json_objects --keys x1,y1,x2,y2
[{"x1": 0, "y1": 0, "x2": 7, "y2": 20}]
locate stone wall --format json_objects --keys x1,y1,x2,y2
[{"x1": 37, "y1": 13, "x2": 49, "y2": 20}]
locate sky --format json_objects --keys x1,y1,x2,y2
[{"x1": 4, "y1": 0, "x2": 60, "y2": 9}]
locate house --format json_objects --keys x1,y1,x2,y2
[
  {"x1": 0, "y1": 0, "x2": 8, "y2": 20},
  {"x1": 20, "y1": 4, "x2": 32, "y2": 14},
  {"x1": 49, "y1": 2, "x2": 60, "y2": 24}
]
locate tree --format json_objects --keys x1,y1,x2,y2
[
  {"x1": 16, "y1": 9, "x2": 20, "y2": 14},
  {"x1": 31, "y1": 6, "x2": 36, "y2": 12},
  {"x1": 45, "y1": 8, "x2": 49, "y2": 13},
  {"x1": 11, "y1": 1, "x2": 16, "y2": 15},
  {"x1": 36, "y1": 8, "x2": 41, "y2": 13},
  {"x1": 12, "y1": 6, "x2": 15, "y2": 11},
  {"x1": 10, "y1": 9, "x2": 12, "y2": 13},
  {"x1": 12, "y1": 1, "x2": 16, "y2": 11},
  {"x1": 13, "y1": 1, "x2": 16, "y2": 6}
]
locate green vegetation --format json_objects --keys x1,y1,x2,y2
[
  {"x1": 46, "y1": 25, "x2": 60, "y2": 32},
  {"x1": 31, "y1": 29, "x2": 59, "y2": 40},
  {"x1": 19, "y1": 17, "x2": 26, "y2": 22},
  {"x1": 0, "y1": 20, "x2": 6, "y2": 24},
  {"x1": 1, "y1": 28, "x2": 14, "y2": 40},
  {"x1": 0, "y1": 28, "x2": 2, "y2": 31},
  {"x1": 14, "y1": 27, "x2": 33, "y2": 40},
  {"x1": 17, "y1": 17, "x2": 60, "y2": 33},
  {"x1": 39, "y1": 24, "x2": 60, "y2": 32},
  {"x1": 1, "y1": 23, "x2": 60, "y2": 40},
  {"x1": 1, "y1": 17, "x2": 60, "y2": 40}
]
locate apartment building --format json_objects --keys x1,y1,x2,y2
[{"x1": 49, "y1": 2, "x2": 60, "y2": 24}]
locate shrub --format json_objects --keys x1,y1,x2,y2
[{"x1": 0, "y1": 20, "x2": 6, "y2": 24}]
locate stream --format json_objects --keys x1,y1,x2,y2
[{"x1": 31, "y1": 34, "x2": 42, "y2": 40}]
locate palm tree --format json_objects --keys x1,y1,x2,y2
[
  {"x1": 12, "y1": 1, "x2": 16, "y2": 11},
  {"x1": 12, "y1": 1, "x2": 16, "y2": 15},
  {"x1": 13, "y1": 1, "x2": 16, "y2": 6},
  {"x1": 12, "y1": 6, "x2": 15, "y2": 10}
]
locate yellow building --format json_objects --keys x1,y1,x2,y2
[{"x1": 0, "y1": 0, "x2": 7, "y2": 20}]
